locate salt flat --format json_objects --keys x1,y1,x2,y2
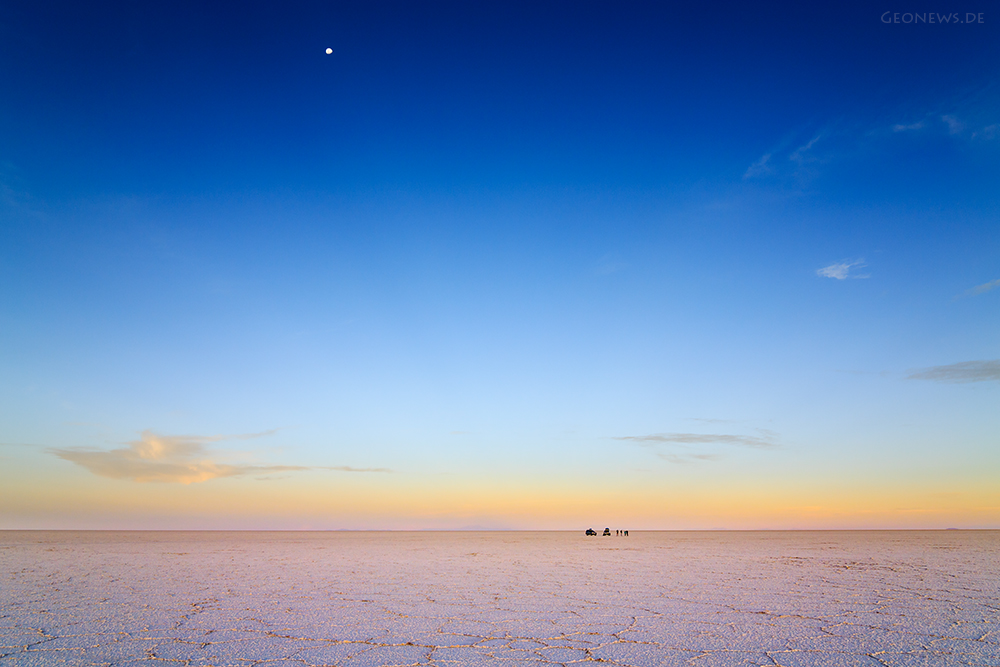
[{"x1": 1, "y1": 531, "x2": 997, "y2": 666}]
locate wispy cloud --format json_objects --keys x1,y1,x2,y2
[
  {"x1": 742, "y1": 123, "x2": 839, "y2": 183},
  {"x1": 959, "y1": 278, "x2": 1000, "y2": 298},
  {"x1": 744, "y1": 85, "x2": 997, "y2": 187},
  {"x1": 656, "y1": 452, "x2": 723, "y2": 464},
  {"x1": 51, "y1": 430, "x2": 388, "y2": 483},
  {"x1": 743, "y1": 153, "x2": 773, "y2": 179},
  {"x1": 906, "y1": 360, "x2": 1000, "y2": 384},
  {"x1": 816, "y1": 259, "x2": 868, "y2": 280},
  {"x1": 615, "y1": 429, "x2": 779, "y2": 464},
  {"x1": 941, "y1": 114, "x2": 964, "y2": 134},
  {"x1": 972, "y1": 124, "x2": 998, "y2": 140},
  {"x1": 616, "y1": 432, "x2": 778, "y2": 449},
  {"x1": 789, "y1": 134, "x2": 822, "y2": 164}
]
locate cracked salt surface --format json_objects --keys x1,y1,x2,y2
[{"x1": 1, "y1": 531, "x2": 998, "y2": 666}]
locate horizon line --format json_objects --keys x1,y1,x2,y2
[{"x1": 1, "y1": 527, "x2": 995, "y2": 532}]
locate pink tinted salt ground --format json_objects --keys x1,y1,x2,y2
[{"x1": 1, "y1": 530, "x2": 998, "y2": 666}]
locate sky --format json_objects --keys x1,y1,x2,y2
[{"x1": 1, "y1": 0, "x2": 998, "y2": 530}]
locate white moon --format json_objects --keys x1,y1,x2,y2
[{"x1": 325, "y1": 48, "x2": 333, "y2": 54}]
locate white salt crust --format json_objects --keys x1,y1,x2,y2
[{"x1": 1, "y1": 531, "x2": 998, "y2": 666}]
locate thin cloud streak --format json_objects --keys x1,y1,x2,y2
[
  {"x1": 744, "y1": 87, "x2": 996, "y2": 187},
  {"x1": 941, "y1": 114, "x2": 964, "y2": 134},
  {"x1": 615, "y1": 430, "x2": 779, "y2": 465},
  {"x1": 789, "y1": 134, "x2": 822, "y2": 164},
  {"x1": 817, "y1": 259, "x2": 868, "y2": 280},
  {"x1": 960, "y1": 278, "x2": 1000, "y2": 297},
  {"x1": 656, "y1": 452, "x2": 723, "y2": 464},
  {"x1": 906, "y1": 360, "x2": 1000, "y2": 384},
  {"x1": 52, "y1": 448, "x2": 307, "y2": 484},
  {"x1": 51, "y1": 430, "x2": 389, "y2": 484},
  {"x1": 615, "y1": 431, "x2": 778, "y2": 450},
  {"x1": 743, "y1": 153, "x2": 773, "y2": 179},
  {"x1": 972, "y1": 124, "x2": 997, "y2": 140}
]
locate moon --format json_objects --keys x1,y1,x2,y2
[{"x1": 325, "y1": 48, "x2": 333, "y2": 54}]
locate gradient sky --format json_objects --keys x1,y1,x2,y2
[{"x1": 1, "y1": 0, "x2": 998, "y2": 529}]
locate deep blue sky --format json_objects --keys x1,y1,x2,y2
[
  {"x1": 1, "y1": 0, "x2": 998, "y2": 528},
  {"x1": 3, "y1": 0, "x2": 996, "y2": 194}
]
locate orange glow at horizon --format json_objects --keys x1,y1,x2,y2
[{"x1": 3, "y1": 459, "x2": 998, "y2": 531}]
